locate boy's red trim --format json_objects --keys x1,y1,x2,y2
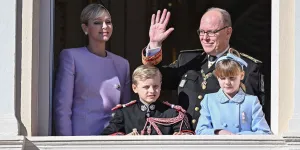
[{"x1": 111, "y1": 100, "x2": 137, "y2": 111}]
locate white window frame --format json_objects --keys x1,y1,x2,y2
[{"x1": 38, "y1": 0, "x2": 280, "y2": 135}]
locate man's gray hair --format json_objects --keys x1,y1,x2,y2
[{"x1": 206, "y1": 7, "x2": 232, "y2": 27}]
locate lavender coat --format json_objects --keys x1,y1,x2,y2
[{"x1": 54, "y1": 47, "x2": 131, "y2": 136}]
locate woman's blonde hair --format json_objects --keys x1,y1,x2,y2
[
  {"x1": 132, "y1": 65, "x2": 162, "y2": 85},
  {"x1": 214, "y1": 53, "x2": 246, "y2": 91},
  {"x1": 80, "y1": 4, "x2": 111, "y2": 24}
]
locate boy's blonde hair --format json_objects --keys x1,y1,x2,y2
[
  {"x1": 132, "y1": 65, "x2": 162, "y2": 85},
  {"x1": 80, "y1": 4, "x2": 111, "y2": 24}
]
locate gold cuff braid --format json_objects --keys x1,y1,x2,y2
[{"x1": 141, "y1": 48, "x2": 162, "y2": 65}]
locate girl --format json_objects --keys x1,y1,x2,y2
[
  {"x1": 54, "y1": 4, "x2": 130, "y2": 136},
  {"x1": 195, "y1": 53, "x2": 271, "y2": 135}
]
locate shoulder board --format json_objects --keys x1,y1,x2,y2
[
  {"x1": 162, "y1": 101, "x2": 186, "y2": 113},
  {"x1": 111, "y1": 100, "x2": 137, "y2": 111},
  {"x1": 180, "y1": 49, "x2": 204, "y2": 53},
  {"x1": 240, "y1": 53, "x2": 262, "y2": 63}
]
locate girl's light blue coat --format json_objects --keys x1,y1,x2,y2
[{"x1": 195, "y1": 88, "x2": 271, "y2": 135}]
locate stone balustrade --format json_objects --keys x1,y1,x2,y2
[{"x1": 1, "y1": 134, "x2": 299, "y2": 150}]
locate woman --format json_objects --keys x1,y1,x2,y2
[{"x1": 54, "y1": 4, "x2": 131, "y2": 136}]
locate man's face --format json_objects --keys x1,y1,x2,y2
[
  {"x1": 132, "y1": 74, "x2": 161, "y2": 105},
  {"x1": 198, "y1": 11, "x2": 232, "y2": 56}
]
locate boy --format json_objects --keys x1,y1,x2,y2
[{"x1": 101, "y1": 65, "x2": 193, "y2": 135}]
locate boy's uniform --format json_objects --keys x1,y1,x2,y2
[{"x1": 101, "y1": 100, "x2": 193, "y2": 135}]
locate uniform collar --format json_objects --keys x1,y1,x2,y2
[
  {"x1": 216, "y1": 46, "x2": 230, "y2": 58},
  {"x1": 207, "y1": 45, "x2": 230, "y2": 61},
  {"x1": 203, "y1": 46, "x2": 230, "y2": 74},
  {"x1": 217, "y1": 88, "x2": 246, "y2": 104},
  {"x1": 138, "y1": 99, "x2": 157, "y2": 112}
]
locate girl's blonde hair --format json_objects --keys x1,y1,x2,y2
[
  {"x1": 80, "y1": 4, "x2": 111, "y2": 24},
  {"x1": 214, "y1": 53, "x2": 246, "y2": 91},
  {"x1": 132, "y1": 65, "x2": 162, "y2": 85}
]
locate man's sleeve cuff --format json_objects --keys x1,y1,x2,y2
[{"x1": 142, "y1": 47, "x2": 162, "y2": 65}]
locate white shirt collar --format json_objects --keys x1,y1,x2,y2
[
  {"x1": 216, "y1": 45, "x2": 230, "y2": 58},
  {"x1": 208, "y1": 45, "x2": 230, "y2": 61}
]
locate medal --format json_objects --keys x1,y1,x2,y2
[
  {"x1": 200, "y1": 69, "x2": 212, "y2": 90},
  {"x1": 201, "y1": 81, "x2": 207, "y2": 89},
  {"x1": 242, "y1": 112, "x2": 246, "y2": 123}
]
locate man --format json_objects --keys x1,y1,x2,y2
[{"x1": 142, "y1": 8, "x2": 264, "y2": 130}]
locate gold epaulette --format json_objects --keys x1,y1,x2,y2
[
  {"x1": 111, "y1": 100, "x2": 137, "y2": 111},
  {"x1": 240, "y1": 53, "x2": 262, "y2": 63}
]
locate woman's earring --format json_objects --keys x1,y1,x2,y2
[{"x1": 85, "y1": 32, "x2": 88, "y2": 35}]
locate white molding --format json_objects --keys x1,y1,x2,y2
[
  {"x1": 0, "y1": 0, "x2": 18, "y2": 136},
  {"x1": 283, "y1": 133, "x2": 300, "y2": 149},
  {"x1": 0, "y1": 114, "x2": 19, "y2": 136},
  {"x1": 0, "y1": 136, "x2": 24, "y2": 150},
  {"x1": 0, "y1": 135, "x2": 297, "y2": 150},
  {"x1": 271, "y1": 0, "x2": 280, "y2": 135},
  {"x1": 25, "y1": 136, "x2": 288, "y2": 150},
  {"x1": 289, "y1": 0, "x2": 300, "y2": 133}
]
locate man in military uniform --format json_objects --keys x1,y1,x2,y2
[
  {"x1": 101, "y1": 65, "x2": 193, "y2": 135},
  {"x1": 142, "y1": 8, "x2": 264, "y2": 130}
]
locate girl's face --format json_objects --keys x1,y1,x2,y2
[
  {"x1": 82, "y1": 11, "x2": 113, "y2": 43},
  {"x1": 217, "y1": 71, "x2": 244, "y2": 98}
]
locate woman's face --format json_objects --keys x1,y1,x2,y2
[{"x1": 83, "y1": 11, "x2": 113, "y2": 42}]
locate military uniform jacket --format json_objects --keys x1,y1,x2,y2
[
  {"x1": 101, "y1": 101, "x2": 192, "y2": 135},
  {"x1": 142, "y1": 48, "x2": 264, "y2": 130},
  {"x1": 195, "y1": 88, "x2": 271, "y2": 135}
]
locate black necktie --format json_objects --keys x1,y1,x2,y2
[{"x1": 208, "y1": 55, "x2": 217, "y2": 62}]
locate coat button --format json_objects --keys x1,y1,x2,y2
[
  {"x1": 192, "y1": 119, "x2": 197, "y2": 124},
  {"x1": 198, "y1": 95, "x2": 203, "y2": 100},
  {"x1": 222, "y1": 123, "x2": 227, "y2": 127},
  {"x1": 195, "y1": 107, "x2": 200, "y2": 111}
]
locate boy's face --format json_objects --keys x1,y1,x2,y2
[
  {"x1": 132, "y1": 74, "x2": 161, "y2": 105},
  {"x1": 217, "y1": 72, "x2": 244, "y2": 98}
]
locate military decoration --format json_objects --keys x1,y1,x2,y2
[
  {"x1": 179, "y1": 74, "x2": 188, "y2": 88},
  {"x1": 242, "y1": 112, "x2": 246, "y2": 123},
  {"x1": 200, "y1": 69, "x2": 213, "y2": 90}
]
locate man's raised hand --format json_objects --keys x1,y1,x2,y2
[{"x1": 149, "y1": 9, "x2": 174, "y2": 48}]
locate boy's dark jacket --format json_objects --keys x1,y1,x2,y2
[{"x1": 101, "y1": 100, "x2": 192, "y2": 135}]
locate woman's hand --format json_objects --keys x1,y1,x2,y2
[{"x1": 149, "y1": 9, "x2": 174, "y2": 48}]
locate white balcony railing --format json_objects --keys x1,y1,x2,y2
[{"x1": 1, "y1": 134, "x2": 299, "y2": 150}]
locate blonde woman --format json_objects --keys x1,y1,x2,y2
[{"x1": 54, "y1": 4, "x2": 130, "y2": 136}]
